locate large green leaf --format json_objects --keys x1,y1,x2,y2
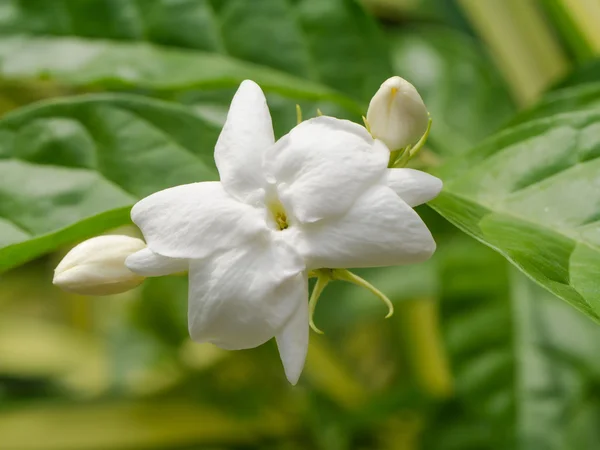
[
  {"x1": 0, "y1": 0, "x2": 390, "y2": 106},
  {"x1": 431, "y1": 97, "x2": 600, "y2": 321},
  {"x1": 431, "y1": 270, "x2": 600, "y2": 450},
  {"x1": 511, "y1": 82, "x2": 600, "y2": 125},
  {"x1": 0, "y1": 24, "x2": 514, "y2": 155},
  {"x1": 506, "y1": 274, "x2": 600, "y2": 449},
  {"x1": 0, "y1": 36, "x2": 362, "y2": 114},
  {"x1": 0, "y1": 1, "x2": 516, "y2": 152},
  {"x1": 0, "y1": 0, "x2": 399, "y2": 153},
  {"x1": 15, "y1": 0, "x2": 390, "y2": 98},
  {"x1": 0, "y1": 0, "x2": 518, "y2": 272},
  {"x1": 0, "y1": 94, "x2": 220, "y2": 272}
]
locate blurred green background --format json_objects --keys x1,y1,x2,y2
[{"x1": 1, "y1": 0, "x2": 600, "y2": 449}]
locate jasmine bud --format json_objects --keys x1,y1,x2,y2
[
  {"x1": 53, "y1": 235, "x2": 146, "y2": 295},
  {"x1": 366, "y1": 76, "x2": 429, "y2": 151}
]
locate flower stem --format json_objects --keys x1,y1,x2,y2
[
  {"x1": 309, "y1": 272, "x2": 330, "y2": 334},
  {"x1": 389, "y1": 117, "x2": 432, "y2": 168},
  {"x1": 408, "y1": 116, "x2": 432, "y2": 160},
  {"x1": 388, "y1": 146, "x2": 407, "y2": 168},
  {"x1": 296, "y1": 104, "x2": 303, "y2": 124},
  {"x1": 331, "y1": 269, "x2": 394, "y2": 319},
  {"x1": 362, "y1": 115, "x2": 370, "y2": 132}
]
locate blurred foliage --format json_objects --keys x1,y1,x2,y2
[
  {"x1": 1, "y1": 0, "x2": 600, "y2": 449},
  {"x1": 458, "y1": 0, "x2": 569, "y2": 106},
  {"x1": 387, "y1": 26, "x2": 515, "y2": 154}
]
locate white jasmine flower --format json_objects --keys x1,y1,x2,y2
[
  {"x1": 121, "y1": 80, "x2": 441, "y2": 385},
  {"x1": 53, "y1": 235, "x2": 146, "y2": 295},
  {"x1": 366, "y1": 76, "x2": 429, "y2": 151}
]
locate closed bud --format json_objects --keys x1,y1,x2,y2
[
  {"x1": 53, "y1": 235, "x2": 146, "y2": 295},
  {"x1": 366, "y1": 76, "x2": 429, "y2": 151}
]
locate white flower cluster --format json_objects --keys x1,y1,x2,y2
[{"x1": 54, "y1": 77, "x2": 441, "y2": 384}]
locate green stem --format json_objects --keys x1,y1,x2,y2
[
  {"x1": 362, "y1": 115, "x2": 371, "y2": 133},
  {"x1": 408, "y1": 117, "x2": 432, "y2": 160},
  {"x1": 308, "y1": 272, "x2": 331, "y2": 334},
  {"x1": 332, "y1": 269, "x2": 394, "y2": 319},
  {"x1": 388, "y1": 117, "x2": 432, "y2": 168}
]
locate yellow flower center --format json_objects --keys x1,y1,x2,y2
[{"x1": 268, "y1": 200, "x2": 289, "y2": 231}]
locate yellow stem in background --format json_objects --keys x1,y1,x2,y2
[
  {"x1": 556, "y1": 0, "x2": 600, "y2": 55},
  {"x1": 304, "y1": 335, "x2": 367, "y2": 409},
  {"x1": 377, "y1": 414, "x2": 424, "y2": 450},
  {"x1": 541, "y1": 0, "x2": 593, "y2": 62},
  {"x1": 65, "y1": 293, "x2": 93, "y2": 331},
  {"x1": 400, "y1": 299, "x2": 453, "y2": 398},
  {"x1": 295, "y1": 104, "x2": 302, "y2": 124},
  {"x1": 458, "y1": 0, "x2": 569, "y2": 106}
]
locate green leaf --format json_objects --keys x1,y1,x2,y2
[
  {"x1": 0, "y1": 0, "x2": 396, "y2": 154},
  {"x1": 388, "y1": 27, "x2": 515, "y2": 154},
  {"x1": 508, "y1": 273, "x2": 600, "y2": 449},
  {"x1": 0, "y1": 36, "x2": 362, "y2": 115},
  {"x1": 0, "y1": 94, "x2": 220, "y2": 272},
  {"x1": 0, "y1": 0, "x2": 391, "y2": 110},
  {"x1": 431, "y1": 103, "x2": 600, "y2": 321},
  {"x1": 511, "y1": 83, "x2": 600, "y2": 125},
  {"x1": 434, "y1": 271, "x2": 600, "y2": 449}
]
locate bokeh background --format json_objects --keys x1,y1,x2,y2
[{"x1": 1, "y1": 0, "x2": 600, "y2": 449}]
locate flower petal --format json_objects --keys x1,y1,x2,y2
[
  {"x1": 214, "y1": 80, "x2": 274, "y2": 203},
  {"x1": 188, "y1": 236, "x2": 306, "y2": 350},
  {"x1": 125, "y1": 248, "x2": 188, "y2": 276},
  {"x1": 386, "y1": 168, "x2": 442, "y2": 207},
  {"x1": 265, "y1": 117, "x2": 389, "y2": 223},
  {"x1": 131, "y1": 181, "x2": 267, "y2": 259},
  {"x1": 290, "y1": 185, "x2": 436, "y2": 269},
  {"x1": 275, "y1": 291, "x2": 309, "y2": 385}
]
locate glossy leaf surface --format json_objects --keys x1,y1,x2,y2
[
  {"x1": 0, "y1": 94, "x2": 220, "y2": 271},
  {"x1": 432, "y1": 99, "x2": 600, "y2": 320}
]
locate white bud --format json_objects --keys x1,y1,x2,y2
[
  {"x1": 53, "y1": 235, "x2": 146, "y2": 296},
  {"x1": 366, "y1": 76, "x2": 429, "y2": 151}
]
